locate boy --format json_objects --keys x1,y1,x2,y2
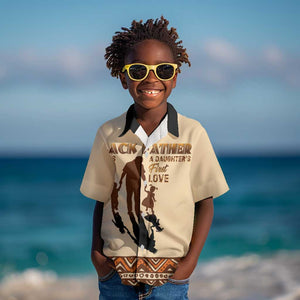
[{"x1": 80, "y1": 16, "x2": 229, "y2": 300}]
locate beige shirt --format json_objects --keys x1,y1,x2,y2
[{"x1": 80, "y1": 103, "x2": 229, "y2": 286}]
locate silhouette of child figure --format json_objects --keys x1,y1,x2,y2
[{"x1": 142, "y1": 185, "x2": 157, "y2": 215}]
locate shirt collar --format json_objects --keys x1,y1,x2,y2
[{"x1": 119, "y1": 102, "x2": 179, "y2": 137}]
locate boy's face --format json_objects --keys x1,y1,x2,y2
[{"x1": 120, "y1": 39, "x2": 177, "y2": 111}]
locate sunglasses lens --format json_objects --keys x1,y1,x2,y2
[
  {"x1": 129, "y1": 65, "x2": 147, "y2": 80},
  {"x1": 156, "y1": 64, "x2": 175, "y2": 80}
]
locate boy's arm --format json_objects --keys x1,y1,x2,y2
[
  {"x1": 171, "y1": 196, "x2": 214, "y2": 280},
  {"x1": 91, "y1": 201, "x2": 115, "y2": 276}
]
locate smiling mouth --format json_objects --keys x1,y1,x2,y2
[{"x1": 139, "y1": 89, "x2": 163, "y2": 96}]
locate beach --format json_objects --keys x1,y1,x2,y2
[
  {"x1": 1, "y1": 156, "x2": 299, "y2": 300},
  {"x1": 1, "y1": 251, "x2": 299, "y2": 300}
]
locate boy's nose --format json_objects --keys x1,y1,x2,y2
[{"x1": 145, "y1": 70, "x2": 158, "y2": 81}]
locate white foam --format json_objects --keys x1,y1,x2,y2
[
  {"x1": 2, "y1": 268, "x2": 56, "y2": 285},
  {"x1": 0, "y1": 269, "x2": 57, "y2": 291},
  {"x1": 189, "y1": 250, "x2": 300, "y2": 300},
  {"x1": 0, "y1": 268, "x2": 97, "y2": 300}
]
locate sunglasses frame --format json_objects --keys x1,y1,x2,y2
[{"x1": 122, "y1": 63, "x2": 178, "y2": 81}]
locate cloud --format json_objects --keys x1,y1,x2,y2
[
  {"x1": 0, "y1": 40, "x2": 299, "y2": 89},
  {"x1": 263, "y1": 45, "x2": 285, "y2": 66},
  {"x1": 188, "y1": 39, "x2": 300, "y2": 89},
  {"x1": 203, "y1": 39, "x2": 246, "y2": 66},
  {"x1": 0, "y1": 45, "x2": 106, "y2": 88}
]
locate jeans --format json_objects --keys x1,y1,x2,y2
[{"x1": 98, "y1": 268, "x2": 190, "y2": 300}]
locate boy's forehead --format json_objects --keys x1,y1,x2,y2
[{"x1": 124, "y1": 39, "x2": 175, "y2": 64}]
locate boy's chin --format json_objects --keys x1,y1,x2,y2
[{"x1": 133, "y1": 99, "x2": 168, "y2": 111}]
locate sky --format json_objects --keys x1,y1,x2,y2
[{"x1": 0, "y1": 0, "x2": 299, "y2": 156}]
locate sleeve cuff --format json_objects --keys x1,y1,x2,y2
[
  {"x1": 194, "y1": 179, "x2": 230, "y2": 202},
  {"x1": 80, "y1": 180, "x2": 112, "y2": 203}
]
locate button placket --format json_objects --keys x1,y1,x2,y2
[
  {"x1": 137, "y1": 172, "x2": 144, "y2": 280},
  {"x1": 144, "y1": 147, "x2": 149, "y2": 158},
  {"x1": 139, "y1": 150, "x2": 149, "y2": 262}
]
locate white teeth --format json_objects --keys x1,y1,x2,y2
[{"x1": 141, "y1": 90, "x2": 160, "y2": 94}]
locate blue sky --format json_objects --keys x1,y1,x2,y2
[{"x1": 0, "y1": 0, "x2": 299, "y2": 156}]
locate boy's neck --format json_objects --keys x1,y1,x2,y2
[{"x1": 134, "y1": 102, "x2": 168, "y2": 136}]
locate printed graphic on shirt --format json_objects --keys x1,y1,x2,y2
[
  {"x1": 110, "y1": 155, "x2": 163, "y2": 254},
  {"x1": 147, "y1": 143, "x2": 191, "y2": 184},
  {"x1": 111, "y1": 256, "x2": 181, "y2": 286},
  {"x1": 109, "y1": 142, "x2": 192, "y2": 255},
  {"x1": 142, "y1": 185, "x2": 157, "y2": 215}
]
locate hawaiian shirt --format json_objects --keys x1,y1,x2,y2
[{"x1": 80, "y1": 103, "x2": 229, "y2": 286}]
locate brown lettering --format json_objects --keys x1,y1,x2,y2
[
  {"x1": 150, "y1": 144, "x2": 159, "y2": 154},
  {"x1": 185, "y1": 144, "x2": 192, "y2": 154},
  {"x1": 159, "y1": 144, "x2": 167, "y2": 154},
  {"x1": 109, "y1": 143, "x2": 118, "y2": 154},
  {"x1": 148, "y1": 163, "x2": 169, "y2": 173},
  {"x1": 129, "y1": 143, "x2": 137, "y2": 154},
  {"x1": 148, "y1": 174, "x2": 169, "y2": 183},
  {"x1": 165, "y1": 174, "x2": 169, "y2": 182},
  {"x1": 118, "y1": 143, "x2": 127, "y2": 154},
  {"x1": 167, "y1": 144, "x2": 178, "y2": 154},
  {"x1": 178, "y1": 144, "x2": 185, "y2": 154}
]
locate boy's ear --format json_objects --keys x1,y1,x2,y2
[{"x1": 119, "y1": 73, "x2": 128, "y2": 89}]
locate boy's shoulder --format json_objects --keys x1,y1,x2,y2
[
  {"x1": 177, "y1": 111, "x2": 206, "y2": 136},
  {"x1": 96, "y1": 111, "x2": 127, "y2": 138}
]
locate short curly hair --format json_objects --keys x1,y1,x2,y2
[{"x1": 104, "y1": 16, "x2": 191, "y2": 78}]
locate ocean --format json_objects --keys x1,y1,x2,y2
[{"x1": 0, "y1": 156, "x2": 299, "y2": 300}]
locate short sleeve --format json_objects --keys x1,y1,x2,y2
[
  {"x1": 190, "y1": 128, "x2": 229, "y2": 202},
  {"x1": 80, "y1": 128, "x2": 115, "y2": 203}
]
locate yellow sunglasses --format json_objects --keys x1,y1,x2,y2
[{"x1": 122, "y1": 63, "x2": 178, "y2": 81}]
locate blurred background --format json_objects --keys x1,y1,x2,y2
[{"x1": 0, "y1": 1, "x2": 299, "y2": 299}]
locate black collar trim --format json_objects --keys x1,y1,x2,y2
[{"x1": 119, "y1": 102, "x2": 179, "y2": 137}]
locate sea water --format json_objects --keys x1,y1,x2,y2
[{"x1": 0, "y1": 156, "x2": 299, "y2": 299}]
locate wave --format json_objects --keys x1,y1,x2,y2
[
  {"x1": 0, "y1": 250, "x2": 299, "y2": 300},
  {"x1": 189, "y1": 250, "x2": 300, "y2": 300}
]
